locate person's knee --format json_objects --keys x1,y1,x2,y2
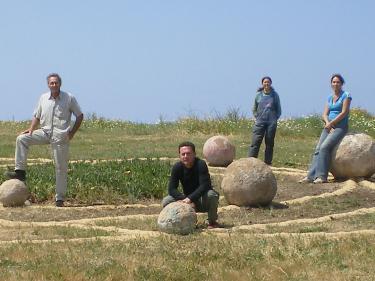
[
  {"x1": 252, "y1": 135, "x2": 263, "y2": 144},
  {"x1": 319, "y1": 143, "x2": 333, "y2": 153},
  {"x1": 207, "y1": 190, "x2": 219, "y2": 203},
  {"x1": 161, "y1": 196, "x2": 175, "y2": 207},
  {"x1": 16, "y1": 134, "x2": 27, "y2": 145},
  {"x1": 265, "y1": 139, "x2": 274, "y2": 146},
  {"x1": 55, "y1": 162, "x2": 68, "y2": 174}
]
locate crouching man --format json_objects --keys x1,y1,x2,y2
[{"x1": 162, "y1": 141, "x2": 220, "y2": 228}]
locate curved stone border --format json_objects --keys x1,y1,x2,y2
[
  {"x1": 0, "y1": 164, "x2": 375, "y2": 245},
  {"x1": 358, "y1": 180, "x2": 375, "y2": 190},
  {"x1": 207, "y1": 229, "x2": 375, "y2": 239},
  {"x1": 281, "y1": 179, "x2": 358, "y2": 205},
  {"x1": 0, "y1": 230, "x2": 161, "y2": 246},
  {"x1": 228, "y1": 207, "x2": 375, "y2": 232}
]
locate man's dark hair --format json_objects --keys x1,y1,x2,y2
[
  {"x1": 46, "y1": 73, "x2": 62, "y2": 84},
  {"x1": 178, "y1": 141, "x2": 195, "y2": 153}
]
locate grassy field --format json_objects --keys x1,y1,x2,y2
[{"x1": 0, "y1": 108, "x2": 374, "y2": 280}]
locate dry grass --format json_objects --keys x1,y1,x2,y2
[
  {"x1": 0, "y1": 114, "x2": 374, "y2": 280},
  {"x1": 0, "y1": 234, "x2": 374, "y2": 281}
]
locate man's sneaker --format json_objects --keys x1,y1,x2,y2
[
  {"x1": 4, "y1": 169, "x2": 26, "y2": 181},
  {"x1": 313, "y1": 177, "x2": 327, "y2": 184},
  {"x1": 207, "y1": 222, "x2": 221, "y2": 229},
  {"x1": 298, "y1": 177, "x2": 313, "y2": 183},
  {"x1": 55, "y1": 200, "x2": 64, "y2": 207}
]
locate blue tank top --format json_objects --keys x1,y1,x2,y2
[{"x1": 327, "y1": 91, "x2": 352, "y2": 128}]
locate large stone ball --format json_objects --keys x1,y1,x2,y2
[
  {"x1": 157, "y1": 202, "x2": 197, "y2": 235},
  {"x1": 0, "y1": 179, "x2": 29, "y2": 207},
  {"x1": 221, "y1": 157, "x2": 277, "y2": 206},
  {"x1": 203, "y1": 135, "x2": 235, "y2": 167},
  {"x1": 330, "y1": 133, "x2": 375, "y2": 178}
]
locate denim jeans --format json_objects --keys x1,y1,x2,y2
[
  {"x1": 162, "y1": 189, "x2": 219, "y2": 223},
  {"x1": 307, "y1": 127, "x2": 347, "y2": 181},
  {"x1": 248, "y1": 121, "x2": 277, "y2": 165}
]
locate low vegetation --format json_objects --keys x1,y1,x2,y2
[
  {"x1": 0, "y1": 159, "x2": 171, "y2": 204},
  {"x1": 0, "y1": 108, "x2": 373, "y2": 280}
]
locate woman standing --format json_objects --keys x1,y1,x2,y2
[
  {"x1": 300, "y1": 74, "x2": 352, "y2": 184},
  {"x1": 248, "y1": 76, "x2": 282, "y2": 165}
]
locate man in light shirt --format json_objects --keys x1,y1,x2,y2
[{"x1": 6, "y1": 73, "x2": 83, "y2": 207}]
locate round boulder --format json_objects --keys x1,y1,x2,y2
[
  {"x1": 331, "y1": 133, "x2": 375, "y2": 178},
  {"x1": 221, "y1": 157, "x2": 277, "y2": 206},
  {"x1": 0, "y1": 179, "x2": 29, "y2": 207},
  {"x1": 157, "y1": 202, "x2": 197, "y2": 235},
  {"x1": 203, "y1": 135, "x2": 235, "y2": 167}
]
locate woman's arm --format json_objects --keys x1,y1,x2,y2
[
  {"x1": 252, "y1": 95, "x2": 259, "y2": 117},
  {"x1": 322, "y1": 103, "x2": 330, "y2": 125}
]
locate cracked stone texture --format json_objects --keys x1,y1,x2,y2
[
  {"x1": 221, "y1": 157, "x2": 277, "y2": 206},
  {"x1": 331, "y1": 133, "x2": 375, "y2": 178},
  {"x1": 157, "y1": 202, "x2": 197, "y2": 235},
  {"x1": 0, "y1": 179, "x2": 30, "y2": 207}
]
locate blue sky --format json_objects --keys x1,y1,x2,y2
[{"x1": 1, "y1": 1, "x2": 374, "y2": 123}]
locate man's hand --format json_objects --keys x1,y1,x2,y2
[
  {"x1": 20, "y1": 117, "x2": 39, "y2": 136},
  {"x1": 181, "y1": 198, "x2": 195, "y2": 208},
  {"x1": 20, "y1": 128, "x2": 34, "y2": 136},
  {"x1": 181, "y1": 198, "x2": 191, "y2": 204}
]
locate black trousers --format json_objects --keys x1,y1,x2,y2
[{"x1": 248, "y1": 121, "x2": 277, "y2": 165}]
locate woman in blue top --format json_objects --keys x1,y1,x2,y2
[
  {"x1": 300, "y1": 74, "x2": 352, "y2": 184},
  {"x1": 248, "y1": 76, "x2": 282, "y2": 165}
]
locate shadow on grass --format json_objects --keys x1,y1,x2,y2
[{"x1": 244, "y1": 201, "x2": 289, "y2": 210}]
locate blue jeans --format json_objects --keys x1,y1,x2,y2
[
  {"x1": 248, "y1": 121, "x2": 277, "y2": 165},
  {"x1": 307, "y1": 127, "x2": 347, "y2": 181}
]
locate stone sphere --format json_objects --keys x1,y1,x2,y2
[
  {"x1": 331, "y1": 133, "x2": 375, "y2": 178},
  {"x1": 203, "y1": 135, "x2": 235, "y2": 167},
  {"x1": 221, "y1": 157, "x2": 277, "y2": 206},
  {"x1": 157, "y1": 202, "x2": 197, "y2": 235},
  {"x1": 0, "y1": 179, "x2": 29, "y2": 207}
]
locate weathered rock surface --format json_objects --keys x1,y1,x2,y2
[
  {"x1": 203, "y1": 135, "x2": 235, "y2": 167},
  {"x1": 158, "y1": 202, "x2": 197, "y2": 235},
  {"x1": 331, "y1": 133, "x2": 375, "y2": 178},
  {"x1": 0, "y1": 179, "x2": 29, "y2": 207},
  {"x1": 221, "y1": 157, "x2": 277, "y2": 206}
]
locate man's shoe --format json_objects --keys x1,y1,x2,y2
[
  {"x1": 313, "y1": 177, "x2": 327, "y2": 184},
  {"x1": 207, "y1": 221, "x2": 221, "y2": 229},
  {"x1": 55, "y1": 200, "x2": 64, "y2": 207},
  {"x1": 4, "y1": 169, "x2": 26, "y2": 181},
  {"x1": 298, "y1": 177, "x2": 313, "y2": 183}
]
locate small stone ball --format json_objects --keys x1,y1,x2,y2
[
  {"x1": 157, "y1": 202, "x2": 197, "y2": 235},
  {"x1": 0, "y1": 179, "x2": 29, "y2": 207},
  {"x1": 203, "y1": 135, "x2": 235, "y2": 167}
]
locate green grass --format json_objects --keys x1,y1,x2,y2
[
  {"x1": 0, "y1": 108, "x2": 374, "y2": 280},
  {"x1": 0, "y1": 108, "x2": 373, "y2": 202},
  {"x1": 0, "y1": 159, "x2": 172, "y2": 204},
  {"x1": 6, "y1": 225, "x2": 112, "y2": 241},
  {"x1": 0, "y1": 108, "x2": 373, "y2": 162}
]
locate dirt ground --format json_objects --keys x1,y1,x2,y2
[{"x1": 0, "y1": 165, "x2": 374, "y2": 243}]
